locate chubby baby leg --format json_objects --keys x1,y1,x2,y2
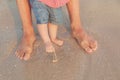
[
  {"x1": 48, "y1": 23, "x2": 64, "y2": 46},
  {"x1": 37, "y1": 24, "x2": 55, "y2": 53}
]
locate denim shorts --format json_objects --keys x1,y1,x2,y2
[{"x1": 30, "y1": 0, "x2": 64, "y2": 25}]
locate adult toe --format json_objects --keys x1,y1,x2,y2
[
  {"x1": 81, "y1": 40, "x2": 93, "y2": 53},
  {"x1": 85, "y1": 47, "x2": 93, "y2": 53},
  {"x1": 23, "y1": 49, "x2": 32, "y2": 61},
  {"x1": 23, "y1": 53, "x2": 31, "y2": 61},
  {"x1": 90, "y1": 40, "x2": 98, "y2": 51}
]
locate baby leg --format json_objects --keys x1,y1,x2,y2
[
  {"x1": 48, "y1": 23, "x2": 64, "y2": 46},
  {"x1": 37, "y1": 24, "x2": 55, "y2": 53}
]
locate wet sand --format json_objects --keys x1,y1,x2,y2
[{"x1": 0, "y1": 0, "x2": 120, "y2": 80}]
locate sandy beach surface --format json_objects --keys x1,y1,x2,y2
[{"x1": 0, "y1": 0, "x2": 120, "y2": 80}]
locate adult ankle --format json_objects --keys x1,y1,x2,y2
[
  {"x1": 22, "y1": 32, "x2": 36, "y2": 42},
  {"x1": 71, "y1": 23, "x2": 83, "y2": 31},
  {"x1": 72, "y1": 27, "x2": 83, "y2": 34}
]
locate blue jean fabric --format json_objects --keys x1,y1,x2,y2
[{"x1": 30, "y1": 0, "x2": 64, "y2": 25}]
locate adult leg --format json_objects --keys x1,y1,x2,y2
[
  {"x1": 66, "y1": 0, "x2": 97, "y2": 53},
  {"x1": 15, "y1": 0, "x2": 36, "y2": 60}
]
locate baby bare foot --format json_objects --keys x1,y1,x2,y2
[
  {"x1": 45, "y1": 42, "x2": 55, "y2": 53},
  {"x1": 15, "y1": 35, "x2": 36, "y2": 60},
  {"x1": 51, "y1": 38, "x2": 64, "y2": 46},
  {"x1": 73, "y1": 29, "x2": 97, "y2": 53}
]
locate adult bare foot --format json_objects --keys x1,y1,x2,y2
[
  {"x1": 72, "y1": 29, "x2": 97, "y2": 53},
  {"x1": 15, "y1": 34, "x2": 36, "y2": 60}
]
